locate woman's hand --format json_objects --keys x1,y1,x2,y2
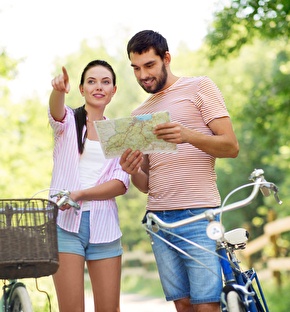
[
  {"x1": 51, "y1": 66, "x2": 70, "y2": 94},
  {"x1": 120, "y1": 149, "x2": 144, "y2": 175}
]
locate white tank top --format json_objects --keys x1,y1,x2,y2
[{"x1": 79, "y1": 139, "x2": 106, "y2": 211}]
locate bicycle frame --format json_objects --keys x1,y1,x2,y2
[{"x1": 145, "y1": 169, "x2": 282, "y2": 312}]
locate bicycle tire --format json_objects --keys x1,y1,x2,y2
[
  {"x1": 226, "y1": 290, "x2": 246, "y2": 312},
  {"x1": 9, "y1": 285, "x2": 33, "y2": 312}
]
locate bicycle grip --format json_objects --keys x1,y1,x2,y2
[{"x1": 56, "y1": 196, "x2": 67, "y2": 207}]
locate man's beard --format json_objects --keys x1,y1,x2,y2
[{"x1": 139, "y1": 64, "x2": 167, "y2": 94}]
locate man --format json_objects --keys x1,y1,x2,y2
[{"x1": 120, "y1": 30, "x2": 239, "y2": 312}]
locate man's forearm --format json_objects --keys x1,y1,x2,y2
[{"x1": 131, "y1": 170, "x2": 149, "y2": 193}]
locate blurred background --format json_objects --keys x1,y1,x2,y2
[{"x1": 1, "y1": 0, "x2": 290, "y2": 310}]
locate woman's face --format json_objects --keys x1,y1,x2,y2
[{"x1": 79, "y1": 65, "x2": 117, "y2": 108}]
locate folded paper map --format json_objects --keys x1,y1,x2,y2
[{"x1": 94, "y1": 111, "x2": 177, "y2": 159}]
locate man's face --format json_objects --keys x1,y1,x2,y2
[{"x1": 129, "y1": 49, "x2": 168, "y2": 94}]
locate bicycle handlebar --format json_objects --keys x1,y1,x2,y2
[
  {"x1": 146, "y1": 169, "x2": 282, "y2": 229},
  {"x1": 0, "y1": 189, "x2": 81, "y2": 216}
]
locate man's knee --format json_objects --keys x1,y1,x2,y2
[{"x1": 174, "y1": 298, "x2": 192, "y2": 312}]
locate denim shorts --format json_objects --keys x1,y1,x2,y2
[
  {"x1": 147, "y1": 208, "x2": 222, "y2": 304},
  {"x1": 57, "y1": 211, "x2": 123, "y2": 260}
]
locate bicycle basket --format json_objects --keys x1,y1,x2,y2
[{"x1": 0, "y1": 198, "x2": 59, "y2": 279}]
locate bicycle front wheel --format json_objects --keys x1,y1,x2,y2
[
  {"x1": 9, "y1": 285, "x2": 33, "y2": 312},
  {"x1": 226, "y1": 290, "x2": 246, "y2": 312}
]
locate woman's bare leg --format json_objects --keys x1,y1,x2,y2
[
  {"x1": 87, "y1": 255, "x2": 122, "y2": 312},
  {"x1": 53, "y1": 253, "x2": 85, "y2": 312}
]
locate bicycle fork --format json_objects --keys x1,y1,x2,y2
[
  {"x1": 1, "y1": 280, "x2": 26, "y2": 312},
  {"x1": 217, "y1": 246, "x2": 260, "y2": 312},
  {"x1": 1, "y1": 282, "x2": 12, "y2": 312}
]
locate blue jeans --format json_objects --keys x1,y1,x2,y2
[{"x1": 147, "y1": 208, "x2": 222, "y2": 304}]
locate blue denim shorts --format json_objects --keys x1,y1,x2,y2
[
  {"x1": 147, "y1": 208, "x2": 222, "y2": 304},
  {"x1": 57, "y1": 211, "x2": 123, "y2": 260}
]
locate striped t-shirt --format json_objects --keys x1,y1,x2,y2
[{"x1": 132, "y1": 76, "x2": 230, "y2": 211}]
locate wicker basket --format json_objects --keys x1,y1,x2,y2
[{"x1": 0, "y1": 198, "x2": 59, "y2": 279}]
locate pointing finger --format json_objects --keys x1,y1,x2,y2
[{"x1": 62, "y1": 66, "x2": 70, "y2": 93}]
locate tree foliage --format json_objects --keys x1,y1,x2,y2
[
  {"x1": 202, "y1": 0, "x2": 290, "y2": 239},
  {"x1": 0, "y1": 50, "x2": 19, "y2": 100},
  {"x1": 0, "y1": 96, "x2": 53, "y2": 197},
  {"x1": 0, "y1": 49, "x2": 52, "y2": 197},
  {"x1": 0, "y1": 50, "x2": 19, "y2": 78},
  {"x1": 206, "y1": 0, "x2": 290, "y2": 60},
  {"x1": 174, "y1": 37, "x2": 290, "y2": 239}
]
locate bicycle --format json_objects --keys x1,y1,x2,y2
[
  {"x1": 0, "y1": 190, "x2": 80, "y2": 312},
  {"x1": 144, "y1": 168, "x2": 282, "y2": 312}
]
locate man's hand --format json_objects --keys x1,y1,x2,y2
[{"x1": 154, "y1": 122, "x2": 188, "y2": 144}]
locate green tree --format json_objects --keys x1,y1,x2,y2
[
  {"x1": 206, "y1": 0, "x2": 290, "y2": 60},
  {"x1": 0, "y1": 49, "x2": 52, "y2": 197},
  {"x1": 174, "y1": 39, "x2": 289, "y2": 239},
  {"x1": 0, "y1": 49, "x2": 19, "y2": 79},
  {"x1": 0, "y1": 96, "x2": 53, "y2": 197},
  {"x1": 203, "y1": 0, "x2": 290, "y2": 238}
]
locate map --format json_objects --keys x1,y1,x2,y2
[{"x1": 94, "y1": 111, "x2": 177, "y2": 158}]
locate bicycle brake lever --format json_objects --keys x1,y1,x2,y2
[
  {"x1": 67, "y1": 198, "x2": 80, "y2": 210},
  {"x1": 268, "y1": 183, "x2": 282, "y2": 204},
  {"x1": 260, "y1": 182, "x2": 271, "y2": 197},
  {"x1": 50, "y1": 190, "x2": 70, "y2": 198},
  {"x1": 57, "y1": 197, "x2": 80, "y2": 215},
  {"x1": 52, "y1": 191, "x2": 81, "y2": 215},
  {"x1": 249, "y1": 170, "x2": 283, "y2": 205},
  {"x1": 274, "y1": 192, "x2": 282, "y2": 205}
]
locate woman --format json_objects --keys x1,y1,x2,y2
[{"x1": 48, "y1": 60, "x2": 129, "y2": 312}]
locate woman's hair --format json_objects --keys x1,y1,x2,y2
[
  {"x1": 127, "y1": 30, "x2": 169, "y2": 60},
  {"x1": 79, "y1": 59, "x2": 116, "y2": 87},
  {"x1": 74, "y1": 60, "x2": 116, "y2": 154}
]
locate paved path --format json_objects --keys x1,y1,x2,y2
[
  {"x1": 85, "y1": 293, "x2": 176, "y2": 311},
  {"x1": 120, "y1": 293, "x2": 176, "y2": 311}
]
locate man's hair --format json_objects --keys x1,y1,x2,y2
[{"x1": 127, "y1": 30, "x2": 169, "y2": 60}]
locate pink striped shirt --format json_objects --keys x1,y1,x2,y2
[
  {"x1": 132, "y1": 76, "x2": 230, "y2": 210},
  {"x1": 48, "y1": 106, "x2": 130, "y2": 243}
]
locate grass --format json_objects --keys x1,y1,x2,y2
[{"x1": 262, "y1": 277, "x2": 290, "y2": 312}]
